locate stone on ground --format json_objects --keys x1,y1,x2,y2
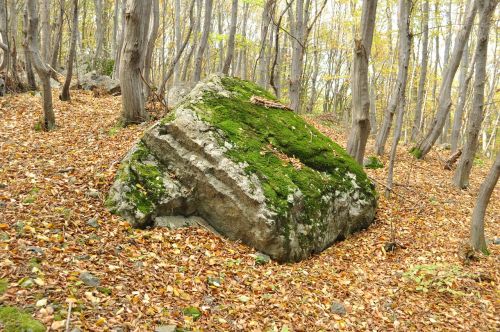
[{"x1": 107, "y1": 75, "x2": 377, "y2": 262}]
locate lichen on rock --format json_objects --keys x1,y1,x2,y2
[{"x1": 108, "y1": 75, "x2": 377, "y2": 262}]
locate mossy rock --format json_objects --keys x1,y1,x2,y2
[
  {"x1": 108, "y1": 75, "x2": 377, "y2": 262},
  {"x1": 0, "y1": 306, "x2": 46, "y2": 332}
]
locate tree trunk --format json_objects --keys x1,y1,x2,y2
[
  {"x1": 450, "y1": 40, "x2": 474, "y2": 153},
  {"x1": 453, "y1": 0, "x2": 497, "y2": 189},
  {"x1": 143, "y1": 0, "x2": 159, "y2": 98},
  {"x1": 192, "y1": 0, "x2": 212, "y2": 82},
  {"x1": 173, "y1": 0, "x2": 182, "y2": 83},
  {"x1": 411, "y1": 0, "x2": 429, "y2": 142},
  {"x1": 93, "y1": 0, "x2": 104, "y2": 68},
  {"x1": 0, "y1": 0, "x2": 8, "y2": 71},
  {"x1": 257, "y1": 0, "x2": 275, "y2": 87},
  {"x1": 22, "y1": 5, "x2": 37, "y2": 91},
  {"x1": 470, "y1": 151, "x2": 500, "y2": 253},
  {"x1": 40, "y1": 0, "x2": 50, "y2": 62},
  {"x1": 222, "y1": 0, "x2": 238, "y2": 75},
  {"x1": 26, "y1": 0, "x2": 55, "y2": 130},
  {"x1": 412, "y1": 0, "x2": 478, "y2": 159},
  {"x1": 385, "y1": 0, "x2": 412, "y2": 196},
  {"x1": 289, "y1": 0, "x2": 306, "y2": 112},
  {"x1": 113, "y1": 1, "x2": 125, "y2": 79},
  {"x1": 119, "y1": 0, "x2": 150, "y2": 125},
  {"x1": 60, "y1": 0, "x2": 78, "y2": 101},
  {"x1": 112, "y1": 0, "x2": 119, "y2": 60},
  {"x1": 346, "y1": 0, "x2": 378, "y2": 164},
  {"x1": 50, "y1": 3, "x2": 64, "y2": 73},
  {"x1": 159, "y1": 0, "x2": 195, "y2": 96},
  {"x1": 8, "y1": 0, "x2": 22, "y2": 89}
]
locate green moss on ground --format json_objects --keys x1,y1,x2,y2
[
  {"x1": 0, "y1": 306, "x2": 46, "y2": 332},
  {"x1": 409, "y1": 147, "x2": 423, "y2": 159},
  {"x1": 0, "y1": 279, "x2": 7, "y2": 295},
  {"x1": 191, "y1": 76, "x2": 375, "y2": 247}
]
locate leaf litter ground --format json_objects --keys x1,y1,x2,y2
[{"x1": 0, "y1": 91, "x2": 498, "y2": 331}]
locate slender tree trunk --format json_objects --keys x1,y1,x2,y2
[
  {"x1": 257, "y1": 0, "x2": 275, "y2": 87},
  {"x1": 450, "y1": 41, "x2": 474, "y2": 153},
  {"x1": 369, "y1": 78, "x2": 377, "y2": 135},
  {"x1": 159, "y1": 0, "x2": 195, "y2": 95},
  {"x1": 143, "y1": 0, "x2": 159, "y2": 98},
  {"x1": 193, "y1": 0, "x2": 212, "y2": 82},
  {"x1": 112, "y1": 0, "x2": 119, "y2": 60},
  {"x1": 93, "y1": 0, "x2": 104, "y2": 68},
  {"x1": 113, "y1": 1, "x2": 125, "y2": 79},
  {"x1": 411, "y1": 0, "x2": 429, "y2": 142},
  {"x1": 22, "y1": 5, "x2": 37, "y2": 90},
  {"x1": 470, "y1": 151, "x2": 500, "y2": 253},
  {"x1": 50, "y1": 3, "x2": 64, "y2": 72},
  {"x1": 453, "y1": 0, "x2": 498, "y2": 188},
  {"x1": 289, "y1": 0, "x2": 306, "y2": 112},
  {"x1": 346, "y1": 0, "x2": 378, "y2": 164},
  {"x1": 222, "y1": 0, "x2": 238, "y2": 75},
  {"x1": 119, "y1": 0, "x2": 150, "y2": 125},
  {"x1": 173, "y1": 0, "x2": 182, "y2": 83},
  {"x1": 60, "y1": 0, "x2": 78, "y2": 101},
  {"x1": 40, "y1": 0, "x2": 50, "y2": 62},
  {"x1": 26, "y1": 0, "x2": 55, "y2": 130},
  {"x1": 0, "y1": 0, "x2": 8, "y2": 71},
  {"x1": 8, "y1": 0, "x2": 22, "y2": 89},
  {"x1": 412, "y1": 0, "x2": 478, "y2": 159},
  {"x1": 385, "y1": 0, "x2": 412, "y2": 196}
]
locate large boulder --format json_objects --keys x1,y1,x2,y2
[
  {"x1": 72, "y1": 71, "x2": 121, "y2": 95},
  {"x1": 107, "y1": 75, "x2": 377, "y2": 262}
]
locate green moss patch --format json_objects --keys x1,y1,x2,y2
[
  {"x1": 0, "y1": 279, "x2": 7, "y2": 295},
  {"x1": 112, "y1": 142, "x2": 166, "y2": 219},
  {"x1": 409, "y1": 147, "x2": 423, "y2": 159},
  {"x1": 190, "y1": 76, "x2": 375, "y2": 246},
  {"x1": 0, "y1": 306, "x2": 45, "y2": 332},
  {"x1": 364, "y1": 156, "x2": 384, "y2": 169}
]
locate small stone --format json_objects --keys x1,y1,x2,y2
[
  {"x1": 330, "y1": 301, "x2": 347, "y2": 316},
  {"x1": 76, "y1": 254, "x2": 90, "y2": 261},
  {"x1": 70, "y1": 328, "x2": 83, "y2": 332},
  {"x1": 111, "y1": 327, "x2": 125, "y2": 332},
  {"x1": 154, "y1": 325, "x2": 177, "y2": 332},
  {"x1": 79, "y1": 272, "x2": 100, "y2": 287},
  {"x1": 27, "y1": 246, "x2": 44, "y2": 255},
  {"x1": 255, "y1": 252, "x2": 271, "y2": 265},
  {"x1": 87, "y1": 189, "x2": 100, "y2": 198},
  {"x1": 51, "y1": 320, "x2": 66, "y2": 330},
  {"x1": 493, "y1": 238, "x2": 500, "y2": 245},
  {"x1": 0, "y1": 201, "x2": 6, "y2": 208},
  {"x1": 86, "y1": 218, "x2": 99, "y2": 228},
  {"x1": 0, "y1": 183, "x2": 7, "y2": 189}
]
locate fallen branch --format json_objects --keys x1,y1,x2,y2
[
  {"x1": 444, "y1": 149, "x2": 462, "y2": 170},
  {"x1": 250, "y1": 96, "x2": 292, "y2": 111}
]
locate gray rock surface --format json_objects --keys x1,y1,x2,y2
[
  {"x1": 72, "y1": 71, "x2": 121, "y2": 95},
  {"x1": 108, "y1": 75, "x2": 377, "y2": 262},
  {"x1": 79, "y1": 272, "x2": 100, "y2": 287}
]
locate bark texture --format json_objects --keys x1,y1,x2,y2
[
  {"x1": 119, "y1": 0, "x2": 151, "y2": 125},
  {"x1": 346, "y1": 0, "x2": 378, "y2": 164},
  {"x1": 470, "y1": 152, "x2": 499, "y2": 253},
  {"x1": 453, "y1": 0, "x2": 497, "y2": 188}
]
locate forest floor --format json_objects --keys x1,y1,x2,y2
[{"x1": 0, "y1": 90, "x2": 498, "y2": 332}]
